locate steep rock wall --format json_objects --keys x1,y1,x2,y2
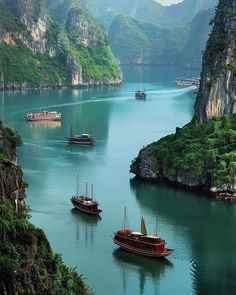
[{"x1": 195, "y1": 0, "x2": 236, "y2": 122}]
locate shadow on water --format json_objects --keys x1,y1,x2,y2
[
  {"x1": 70, "y1": 209, "x2": 101, "y2": 248},
  {"x1": 70, "y1": 208, "x2": 101, "y2": 224},
  {"x1": 112, "y1": 248, "x2": 173, "y2": 295}
]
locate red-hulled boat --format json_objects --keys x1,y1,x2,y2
[
  {"x1": 70, "y1": 177, "x2": 102, "y2": 215},
  {"x1": 113, "y1": 214, "x2": 174, "y2": 258},
  {"x1": 24, "y1": 110, "x2": 61, "y2": 121}
]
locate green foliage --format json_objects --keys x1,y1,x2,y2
[
  {"x1": 108, "y1": 11, "x2": 211, "y2": 66},
  {"x1": 0, "y1": 153, "x2": 11, "y2": 163},
  {"x1": 0, "y1": 41, "x2": 67, "y2": 88},
  {"x1": 141, "y1": 114, "x2": 236, "y2": 187},
  {"x1": 0, "y1": 0, "x2": 24, "y2": 32},
  {"x1": 0, "y1": 198, "x2": 90, "y2": 294},
  {"x1": 69, "y1": 39, "x2": 120, "y2": 82},
  {"x1": 227, "y1": 63, "x2": 236, "y2": 75}
]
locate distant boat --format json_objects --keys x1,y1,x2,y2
[
  {"x1": 71, "y1": 176, "x2": 102, "y2": 215},
  {"x1": 175, "y1": 77, "x2": 200, "y2": 88},
  {"x1": 66, "y1": 126, "x2": 93, "y2": 145},
  {"x1": 135, "y1": 89, "x2": 146, "y2": 99},
  {"x1": 113, "y1": 209, "x2": 174, "y2": 258},
  {"x1": 24, "y1": 110, "x2": 61, "y2": 121}
]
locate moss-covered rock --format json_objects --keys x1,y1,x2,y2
[{"x1": 130, "y1": 115, "x2": 236, "y2": 199}]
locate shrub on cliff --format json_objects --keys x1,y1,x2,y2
[{"x1": 142, "y1": 114, "x2": 236, "y2": 188}]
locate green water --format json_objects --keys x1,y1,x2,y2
[{"x1": 1, "y1": 66, "x2": 235, "y2": 295}]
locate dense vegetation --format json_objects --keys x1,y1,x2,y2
[
  {"x1": 142, "y1": 115, "x2": 236, "y2": 188},
  {"x1": 0, "y1": 123, "x2": 90, "y2": 294},
  {"x1": 78, "y1": 0, "x2": 217, "y2": 29},
  {"x1": 0, "y1": 41, "x2": 67, "y2": 88},
  {"x1": 0, "y1": 0, "x2": 121, "y2": 88},
  {"x1": 108, "y1": 8, "x2": 213, "y2": 66},
  {"x1": 0, "y1": 200, "x2": 90, "y2": 294}
]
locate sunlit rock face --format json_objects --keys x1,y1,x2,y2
[{"x1": 195, "y1": 0, "x2": 236, "y2": 123}]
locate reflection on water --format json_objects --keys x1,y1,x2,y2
[
  {"x1": 113, "y1": 249, "x2": 173, "y2": 295},
  {"x1": 28, "y1": 120, "x2": 62, "y2": 129},
  {"x1": 70, "y1": 209, "x2": 101, "y2": 248},
  {"x1": 130, "y1": 177, "x2": 236, "y2": 295}
]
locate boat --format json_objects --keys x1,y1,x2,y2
[
  {"x1": 71, "y1": 177, "x2": 102, "y2": 215},
  {"x1": 175, "y1": 77, "x2": 200, "y2": 88},
  {"x1": 66, "y1": 126, "x2": 93, "y2": 145},
  {"x1": 135, "y1": 89, "x2": 146, "y2": 99},
  {"x1": 24, "y1": 110, "x2": 61, "y2": 121},
  {"x1": 113, "y1": 209, "x2": 174, "y2": 258}
]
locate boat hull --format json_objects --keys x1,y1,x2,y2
[
  {"x1": 66, "y1": 137, "x2": 93, "y2": 145},
  {"x1": 26, "y1": 117, "x2": 61, "y2": 121},
  {"x1": 71, "y1": 200, "x2": 102, "y2": 215},
  {"x1": 113, "y1": 238, "x2": 174, "y2": 258}
]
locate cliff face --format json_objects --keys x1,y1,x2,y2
[
  {"x1": 0, "y1": 123, "x2": 90, "y2": 294},
  {"x1": 0, "y1": 0, "x2": 121, "y2": 89},
  {"x1": 66, "y1": 7, "x2": 104, "y2": 48},
  {"x1": 130, "y1": 116, "x2": 236, "y2": 199},
  {"x1": 195, "y1": 0, "x2": 236, "y2": 123}
]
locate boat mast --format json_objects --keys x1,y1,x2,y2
[
  {"x1": 141, "y1": 216, "x2": 147, "y2": 236},
  {"x1": 86, "y1": 182, "x2": 88, "y2": 197},
  {"x1": 76, "y1": 175, "x2": 79, "y2": 196},
  {"x1": 91, "y1": 184, "x2": 94, "y2": 200},
  {"x1": 70, "y1": 125, "x2": 73, "y2": 137},
  {"x1": 123, "y1": 206, "x2": 127, "y2": 229},
  {"x1": 155, "y1": 216, "x2": 158, "y2": 236}
]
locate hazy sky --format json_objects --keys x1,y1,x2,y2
[{"x1": 156, "y1": 0, "x2": 183, "y2": 5}]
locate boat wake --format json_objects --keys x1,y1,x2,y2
[
  {"x1": 10, "y1": 96, "x2": 133, "y2": 115},
  {"x1": 150, "y1": 86, "x2": 196, "y2": 96}
]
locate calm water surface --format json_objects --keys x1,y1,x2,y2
[{"x1": 1, "y1": 66, "x2": 235, "y2": 295}]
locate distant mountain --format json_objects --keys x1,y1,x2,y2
[
  {"x1": 108, "y1": 15, "x2": 187, "y2": 65},
  {"x1": 46, "y1": 0, "x2": 218, "y2": 29},
  {"x1": 108, "y1": 8, "x2": 214, "y2": 66},
  {"x1": 0, "y1": 0, "x2": 121, "y2": 89},
  {"x1": 46, "y1": 0, "x2": 217, "y2": 67},
  {"x1": 80, "y1": 0, "x2": 218, "y2": 29}
]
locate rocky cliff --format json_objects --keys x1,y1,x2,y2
[
  {"x1": 130, "y1": 0, "x2": 236, "y2": 200},
  {"x1": 130, "y1": 116, "x2": 236, "y2": 200},
  {"x1": 0, "y1": 122, "x2": 90, "y2": 294},
  {"x1": 195, "y1": 0, "x2": 236, "y2": 122},
  {"x1": 0, "y1": 0, "x2": 121, "y2": 89}
]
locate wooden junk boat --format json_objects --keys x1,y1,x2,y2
[
  {"x1": 135, "y1": 89, "x2": 146, "y2": 99},
  {"x1": 24, "y1": 110, "x2": 61, "y2": 121},
  {"x1": 113, "y1": 211, "x2": 174, "y2": 258},
  {"x1": 71, "y1": 177, "x2": 102, "y2": 215},
  {"x1": 66, "y1": 126, "x2": 93, "y2": 145}
]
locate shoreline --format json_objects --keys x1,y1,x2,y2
[
  {"x1": 0, "y1": 81, "x2": 122, "y2": 92},
  {"x1": 130, "y1": 174, "x2": 236, "y2": 202}
]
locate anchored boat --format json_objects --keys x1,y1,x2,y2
[
  {"x1": 70, "y1": 176, "x2": 102, "y2": 215},
  {"x1": 113, "y1": 209, "x2": 174, "y2": 258},
  {"x1": 24, "y1": 110, "x2": 61, "y2": 121},
  {"x1": 66, "y1": 126, "x2": 93, "y2": 145}
]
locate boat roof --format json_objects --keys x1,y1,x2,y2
[
  {"x1": 145, "y1": 234, "x2": 160, "y2": 239},
  {"x1": 131, "y1": 231, "x2": 142, "y2": 235}
]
